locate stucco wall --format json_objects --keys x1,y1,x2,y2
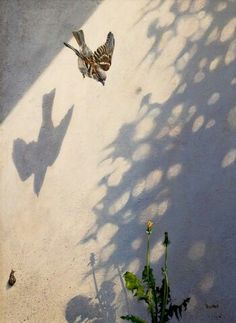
[{"x1": 1, "y1": 0, "x2": 236, "y2": 322}]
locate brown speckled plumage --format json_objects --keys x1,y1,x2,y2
[{"x1": 64, "y1": 30, "x2": 115, "y2": 85}]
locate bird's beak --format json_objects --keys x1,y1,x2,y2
[{"x1": 100, "y1": 80, "x2": 105, "y2": 86}]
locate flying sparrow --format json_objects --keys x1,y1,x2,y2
[
  {"x1": 64, "y1": 30, "x2": 115, "y2": 85},
  {"x1": 8, "y1": 270, "x2": 16, "y2": 287}
]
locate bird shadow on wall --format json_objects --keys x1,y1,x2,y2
[
  {"x1": 12, "y1": 88, "x2": 73, "y2": 195},
  {"x1": 65, "y1": 253, "x2": 117, "y2": 323}
]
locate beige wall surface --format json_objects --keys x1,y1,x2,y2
[{"x1": 1, "y1": 0, "x2": 236, "y2": 322}]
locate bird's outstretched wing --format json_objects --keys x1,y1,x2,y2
[
  {"x1": 72, "y1": 30, "x2": 94, "y2": 58},
  {"x1": 93, "y1": 32, "x2": 115, "y2": 71},
  {"x1": 72, "y1": 30, "x2": 85, "y2": 47}
]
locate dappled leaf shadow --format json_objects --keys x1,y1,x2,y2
[{"x1": 80, "y1": 1, "x2": 236, "y2": 321}]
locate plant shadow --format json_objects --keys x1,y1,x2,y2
[{"x1": 65, "y1": 253, "x2": 117, "y2": 323}]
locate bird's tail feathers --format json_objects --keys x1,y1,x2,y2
[
  {"x1": 73, "y1": 30, "x2": 85, "y2": 47},
  {"x1": 64, "y1": 42, "x2": 81, "y2": 56}
]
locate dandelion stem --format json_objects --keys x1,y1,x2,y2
[
  {"x1": 146, "y1": 233, "x2": 150, "y2": 277},
  {"x1": 160, "y1": 241, "x2": 169, "y2": 323}
]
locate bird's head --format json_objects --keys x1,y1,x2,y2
[{"x1": 94, "y1": 68, "x2": 106, "y2": 86}]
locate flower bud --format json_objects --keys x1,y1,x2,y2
[
  {"x1": 163, "y1": 232, "x2": 170, "y2": 246},
  {"x1": 146, "y1": 220, "x2": 154, "y2": 234}
]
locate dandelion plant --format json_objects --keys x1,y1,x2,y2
[{"x1": 121, "y1": 221, "x2": 190, "y2": 323}]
